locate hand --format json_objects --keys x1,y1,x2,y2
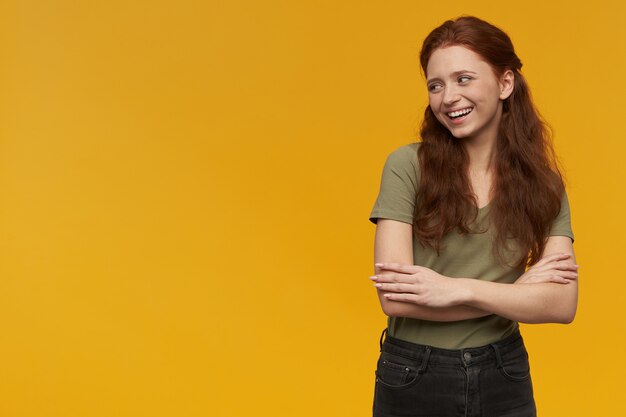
[
  {"x1": 369, "y1": 263, "x2": 468, "y2": 308},
  {"x1": 515, "y1": 253, "x2": 579, "y2": 285}
]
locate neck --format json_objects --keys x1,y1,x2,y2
[
  {"x1": 464, "y1": 137, "x2": 497, "y2": 175},
  {"x1": 462, "y1": 105, "x2": 502, "y2": 174}
]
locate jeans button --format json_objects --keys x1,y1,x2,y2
[{"x1": 463, "y1": 352, "x2": 472, "y2": 362}]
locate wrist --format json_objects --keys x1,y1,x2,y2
[{"x1": 455, "y1": 278, "x2": 475, "y2": 305}]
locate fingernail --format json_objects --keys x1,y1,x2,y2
[
  {"x1": 375, "y1": 263, "x2": 383, "y2": 267},
  {"x1": 373, "y1": 283, "x2": 382, "y2": 287},
  {"x1": 369, "y1": 276, "x2": 377, "y2": 280}
]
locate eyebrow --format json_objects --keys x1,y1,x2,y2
[{"x1": 427, "y1": 70, "x2": 478, "y2": 84}]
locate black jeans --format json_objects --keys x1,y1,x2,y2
[{"x1": 373, "y1": 328, "x2": 536, "y2": 417}]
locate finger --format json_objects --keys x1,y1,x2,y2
[
  {"x1": 370, "y1": 272, "x2": 416, "y2": 283},
  {"x1": 522, "y1": 274, "x2": 570, "y2": 284},
  {"x1": 369, "y1": 273, "x2": 395, "y2": 282},
  {"x1": 553, "y1": 261, "x2": 579, "y2": 271},
  {"x1": 558, "y1": 271, "x2": 578, "y2": 280},
  {"x1": 383, "y1": 293, "x2": 420, "y2": 303},
  {"x1": 539, "y1": 259, "x2": 577, "y2": 269},
  {"x1": 542, "y1": 272, "x2": 576, "y2": 284},
  {"x1": 561, "y1": 272, "x2": 578, "y2": 281},
  {"x1": 537, "y1": 275, "x2": 576, "y2": 284},
  {"x1": 526, "y1": 271, "x2": 575, "y2": 284},
  {"x1": 374, "y1": 282, "x2": 416, "y2": 293},
  {"x1": 369, "y1": 273, "x2": 397, "y2": 282},
  {"x1": 375, "y1": 262, "x2": 419, "y2": 274},
  {"x1": 553, "y1": 270, "x2": 577, "y2": 278},
  {"x1": 532, "y1": 261, "x2": 578, "y2": 274},
  {"x1": 533, "y1": 253, "x2": 565, "y2": 268},
  {"x1": 549, "y1": 274, "x2": 571, "y2": 284},
  {"x1": 550, "y1": 276, "x2": 571, "y2": 284},
  {"x1": 535, "y1": 253, "x2": 571, "y2": 267}
]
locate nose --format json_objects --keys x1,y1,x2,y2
[{"x1": 442, "y1": 85, "x2": 461, "y2": 106}]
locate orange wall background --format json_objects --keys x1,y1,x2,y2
[{"x1": 1, "y1": 1, "x2": 624, "y2": 416}]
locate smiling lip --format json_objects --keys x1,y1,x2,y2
[{"x1": 446, "y1": 106, "x2": 473, "y2": 124}]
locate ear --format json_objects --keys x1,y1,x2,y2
[{"x1": 498, "y1": 69, "x2": 514, "y2": 100}]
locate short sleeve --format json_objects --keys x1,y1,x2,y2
[
  {"x1": 369, "y1": 143, "x2": 420, "y2": 225},
  {"x1": 548, "y1": 190, "x2": 575, "y2": 243}
]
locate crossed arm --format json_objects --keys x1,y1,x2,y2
[{"x1": 371, "y1": 219, "x2": 578, "y2": 324}]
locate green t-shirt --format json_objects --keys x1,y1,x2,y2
[{"x1": 369, "y1": 142, "x2": 575, "y2": 349}]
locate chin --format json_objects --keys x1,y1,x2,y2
[
  {"x1": 447, "y1": 128, "x2": 472, "y2": 139},
  {"x1": 448, "y1": 131, "x2": 467, "y2": 138},
  {"x1": 437, "y1": 118, "x2": 470, "y2": 138}
]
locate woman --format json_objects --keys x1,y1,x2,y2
[{"x1": 368, "y1": 16, "x2": 577, "y2": 417}]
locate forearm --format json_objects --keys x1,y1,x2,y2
[
  {"x1": 377, "y1": 289, "x2": 491, "y2": 321},
  {"x1": 460, "y1": 279, "x2": 578, "y2": 324},
  {"x1": 374, "y1": 266, "x2": 491, "y2": 321}
]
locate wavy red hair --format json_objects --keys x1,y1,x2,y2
[{"x1": 414, "y1": 15, "x2": 566, "y2": 269}]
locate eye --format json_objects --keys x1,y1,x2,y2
[
  {"x1": 458, "y1": 75, "x2": 472, "y2": 83},
  {"x1": 427, "y1": 83, "x2": 442, "y2": 92}
]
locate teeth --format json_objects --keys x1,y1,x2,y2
[{"x1": 448, "y1": 107, "x2": 473, "y2": 118}]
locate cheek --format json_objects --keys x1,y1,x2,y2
[
  {"x1": 427, "y1": 93, "x2": 438, "y2": 106},
  {"x1": 474, "y1": 94, "x2": 501, "y2": 114},
  {"x1": 428, "y1": 97, "x2": 442, "y2": 116},
  {"x1": 429, "y1": 105, "x2": 446, "y2": 123},
  {"x1": 430, "y1": 109, "x2": 450, "y2": 129},
  {"x1": 472, "y1": 85, "x2": 500, "y2": 107}
]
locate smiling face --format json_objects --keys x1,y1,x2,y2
[{"x1": 426, "y1": 45, "x2": 513, "y2": 144}]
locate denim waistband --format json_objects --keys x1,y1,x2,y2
[{"x1": 379, "y1": 328, "x2": 526, "y2": 368}]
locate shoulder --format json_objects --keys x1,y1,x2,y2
[
  {"x1": 389, "y1": 141, "x2": 420, "y2": 157},
  {"x1": 385, "y1": 141, "x2": 421, "y2": 169}
]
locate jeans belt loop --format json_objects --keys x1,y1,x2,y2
[
  {"x1": 490, "y1": 343, "x2": 504, "y2": 369},
  {"x1": 379, "y1": 328, "x2": 387, "y2": 351},
  {"x1": 418, "y1": 346, "x2": 431, "y2": 374}
]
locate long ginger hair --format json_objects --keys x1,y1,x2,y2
[{"x1": 414, "y1": 16, "x2": 566, "y2": 269}]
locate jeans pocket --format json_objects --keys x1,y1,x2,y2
[
  {"x1": 498, "y1": 350, "x2": 531, "y2": 382},
  {"x1": 375, "y1": 351, "x2": 423, "y2": 390}
]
